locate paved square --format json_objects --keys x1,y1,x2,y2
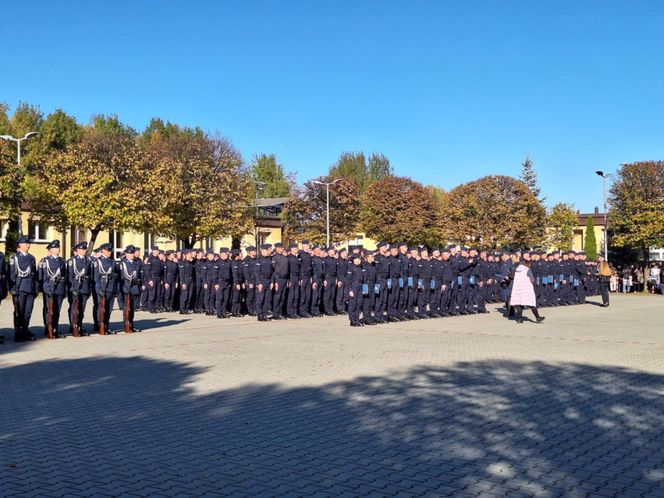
[{"x1": 1, "y1": 294, "x2": 663, "y2": 497}]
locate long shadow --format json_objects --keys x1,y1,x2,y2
[{"x1": 1, "y1": 358, "x2": 663, "y2": 497}]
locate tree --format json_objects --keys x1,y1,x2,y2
[
  {"x1": 140, "y1": 130, "x2": 253, "y2": 248},
  {"x1": 443, "y1": 175, "x2": 546, "y2": 249},
  {"x1": 328, "y1": 151, "x2": 393, "y2": 194},
  {"x1": 282, "y1": 177, "x2": 360, "y2": 244},
  {"x1": 35, "y1": 109, "x2": 83, "y2": 153},
  {"x1": 546, "y1": 203, "x2": 578, "y2": 251},
  {"x1": 584, "y1": 217, "x2": 598, "y2": 260},
  {"x1": 361, "y1": 177, "x2": 442, "y2": 245},
  {"x1": 519, "y1": 155, "x2": 544, "y2": 202},
  {"x1": 29, "y1": 130, "x2": 149, "y2": 251},
  {"x1": 609, "y1": 161, "x2": 664, "y2": 284},
  {"x1": 249, "y1": 153, "x2": 293, "y2": 198}
]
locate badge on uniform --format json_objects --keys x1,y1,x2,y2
[
  {"x1": 387, "y1": 279, "x2": 392, "y2": 290},
  {"x1": 407, "y1": 276, "x2": 413, "y2": 287},
  {"x1": 470, "y1": 275, "x2": 476, "y2": 285},
  {"x1": 430, "y1": 279, "x2": 436, "y2": 290},
  {"x1": 457, "y1": 276, "x2": 463, "y2": 286},
  {"x1": 417, "y1": 278, "x2": 423, "y2": 289},
  {"x1": 374, "y1": 283, "x2": 380, "y2": 295},
  {"x1": 362, "y1": 283, "x2": 369, "y2": 295},
  {"x1": 398, "y1": 278, "x2": 404, "y2": 288}
]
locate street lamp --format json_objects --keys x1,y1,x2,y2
[
  {"x1": 254, "y1": 180, "x2": 266, "y2": 245},
  {"x1": 595, "y1": 170, "x2": 615, "y2": 263},
  {"x1": 0, "y1": 132, "x2": 39, "y2": 236},
  {"x1": 313, "y1": 178, "x2": 342, "y2": 247}
]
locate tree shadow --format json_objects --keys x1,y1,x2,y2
[{"x1": 1, "y1": 358, "x2": 663, "y2": 497}]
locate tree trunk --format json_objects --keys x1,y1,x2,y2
[{"x1": 87, "y1": 227, "x2": 102, "y2": 255}]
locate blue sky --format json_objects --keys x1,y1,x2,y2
[{"x1": 2, "y1": 1, "x2": 663, "y2": 212}]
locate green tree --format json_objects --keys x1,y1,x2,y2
[
  {"x1": 361, "y1": 177, "x2": 442, "y2": 245},
  {"x1": 443, "y1": 175, "x2": 546, "y2": 249},
  {"x1": 519, "y1": 155, "x2": 544, "y2": 202},
  {"x1": 329, "y1": 151, "x2": 368, "y2": 192},
  {"x1": 584, "y1": 217, "x2": 598, "y2": 260},
  {"x1": 283, "y1": 177, "x2": 360, "y2": 244},
  {"x1": 249, "y1": 153, "x2": 293, "y2": 198},
  {"x1": 609, "y1": 161, "x2": 664, "y2": 284},
  {"x1": 367, "y1": 152, "x2": 394, "y2": 184},
  {"x1": 546, "y1": 203, "x2": 578, "y2": 251}
]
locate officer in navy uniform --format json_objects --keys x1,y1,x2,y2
[
  {"x1": 254, "y1": 244, "x2": 274, "y2": 321},
  {"x1": 286, "y1": 243, "x2": 301, "y2": 318},
  {"x1": 68, "y1": 241, "x2": 92, "y2": 337},
  {"x1": 322, "y1": 247, "x2": 338, "y2": 316},
  {"x1": 178, "y1": 249, "x2": 195, "y2": 314},
  {"x1": 271, "y1": 243, "x2": 289, "y2": 319},
  {"x1": 310, "y1": 246, "x2": 325, "y2": 317},
  {"x1": 335, "y1": 248, "x2": 349, "y2": 313},
  {"x1": 242, "y1": 246, "x2": 257, "y2": 316},
  {"x1": 38, "y1": 240, "x2": 68, "y2": 339},
  {"x1": 373, "y1": 243, "x2": 390, "y2": 323},
  {"x1": 193, "y1": 250, "x2": 206, "y2": 313},
  {"x1": 346, "y1": 252, "x2": 366, "y2": 327},
  {"x1": 9, "y1": 235, "x2": 38, "y2": 342},
  {"x1": 163, "y1": 250, "x2": 179, "y2": 312},
  {"x1": 387, "y1": 244, "x2": 401, "y2": 322},
  {"x1": 120, "y1": 245, "x2": 142, "y2": 333},
  {"x1": 0, "y1": 245, "x2": 6, "y2": 344},
  {"x1": 215, "y1": 248, "x2": 232, "y2": 318},
  {"x1": 362, "y1": 250, "x2": 377, "y2": 324},
  {"x1": 230, "y1": 249, "x2": 244, "y2": 317},
  {"x1": 298, "y1": 241, "x2": 313, "y2": 318},
  {"x1": 94, "y1": 243, "x2": 119, "y2": 335},
  {"x1": 145, "y1": 245, "x2": 163, "y2": 313}
]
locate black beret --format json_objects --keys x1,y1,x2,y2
[
  {"x1": 408, "y1": 246, "x2": 418, "y2": 252},
  {"x1": 219, "y1": 247, "x2": 229, "y2": 253},
  {"x1": 125, "y1": 245, "x2": 136, "y2": 254},
  {"x1": 100, "y1": 243, "x2": 112, "y2": 252},
  {"x1": 274, "y1": 243, "x2": 283, "y2": 248},
  {"x1": 206, "y1": 248, "x2": 215, "y2": 254},
  {"x1": 288, "y1": 243, "x2": 298, "y2": 249},
  {"x1": 73, "y1": 241, "x2": 88, "y2": 251},
  {"x1": 151, "y1": 245, "x2": 159, "y2": 251},
  {"x1": 350, "y1": 252, "x2": 362, "y2": 260},
  {"x1": 398, "y1": 242, "x2": 407, "y2": 248},
  {"x1": 246, "y1": 246, "x2": 256, "y2": 252},
  {"x1": 46, "y1": 239, "x2": 61, "y2": 249},
  {"x1": 165, "y1": 249, "x2": 174, "y2": 256},
  {"x1": 301, "y1": 240, "x2": 310, "y2": 245},
  {"x1": 17, "y1": 235, "x2": 31, "y2": 244},
  {"x1": 260, "y1": 244, "x2": 271, "y2": 250}
]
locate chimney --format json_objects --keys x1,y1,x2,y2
[{"x1": 594, "y1": 207, "x2": 599, "y2": 215}]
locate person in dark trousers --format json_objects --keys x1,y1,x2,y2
[
  {"x1": 120, "y1": 245, "x2": 142, "y2": 333},
  {"x1": 597, "y1": 254, "x2": 612, "y2": 307},
  {"x1": 38, "y1": 240, "x2": 67, "y2": 339},
  {"x1": 9, "y1": 235, "x2": 38, "y2": 342},
  {"x1": 346, "y1": 252, "x2": 366, "y2": 327}
]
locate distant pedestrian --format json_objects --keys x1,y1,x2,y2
[{"x1": 597, "y1": 255, "x2": 611, "y2": 307}]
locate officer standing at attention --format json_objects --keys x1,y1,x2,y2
[
  {"x1": 9, "y1": 235, "x2": 38, "y2": 342},
  {"x1": 254, "y1": 244, "x2": 274, "y2": 321},
  {"x1": 298, "y1": 241, "x2": 313, "y2": 318},
  {"x1": 346, "y1": 252, "x2": 366, "y2": 327},
  {"x1": 335, "y1": 248, "x2": 349, "y2": 313},
  {"x1": 310, "y1": 246, "x2": 325, "y2": 317},
  {"x1": 0, "y1": 245, "x2": 6, "y2": 344},
  {"x1": 178, "y1": 249, "x2": 195, "y2": 314},
  {"x1": 286, "y1": 243, "x2": 301, "y2": 318},
  {"x1": 362, "y1": 249, "x2": 378, "y2": 324},
  {"x1": 230, "y1": 248, "x2": 244, "y2": 317},
  {"x1": 146, "y1": 245, "x2": 163, "y2": 313},
  {"x1": 163, "y1": 250, "x2": 179, "y2": 312},
  {"x1": 373, "y1": 243, "x2": 390, "y2": 323},
  {"x1": 120, "y1": 245, "x2": 142, "y2": 333},
  {"x1": 94, "y1": 243, "x2": 119, "y2": 335},
  {"x1": 68, "y1": 241, "x2": 92, "y2": 337},
  {"x1": 271, "y1": 243, "x2": 289, "y2": 320},
  {"x1": 242, "y1": 246, "x2": 257, "y2": 316},
  {"x1": 215, "y1": 248, "x2": 232, "y2": 318},
  {"x1": 322, "y1": 247, "x2": 338, "y2": 316},
  {"x1": 39, "y1": 240, "x2": 68, "y2": 339}
]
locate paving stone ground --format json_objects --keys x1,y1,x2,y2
[{"x1": 1, "y1": 293, "x2": 663, "y2": 497}]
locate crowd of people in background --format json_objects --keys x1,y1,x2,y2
[{"x1": 1, "y1": 234, "x2": 626, "y2": 344}]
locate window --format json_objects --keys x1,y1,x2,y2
[{"x1": 28, "y1": 220, "x2": 51, "y2": 242}]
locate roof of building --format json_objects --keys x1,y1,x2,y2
[{"x1": 255, "y1": 197, "x2": 288, "y2": 208}]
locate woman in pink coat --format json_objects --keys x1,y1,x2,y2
[{"x1": 510, "y1": 260, "x2": 545, "y2": 324}]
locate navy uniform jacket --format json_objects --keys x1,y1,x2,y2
[
  {"x1": 387, "y1": 256, "x2": 400, "y2": 279},
  {"x1": 39, "y1": 255, "x2": 67, "y2": 296},
  {"x1": 420, "y1": 258, "x2": 433, "y2": 281},
  {"x1": 231, "y1": 259, "x2": 244, "y2": 285},
  {"x1": 441, "y1": 258, "x2": 455, "y2": 284},
  {"x1": 312, "y1": 256, "x2": 324, "y2": 280},
  {"x1": 346, "y1": 263, "x2": 366, "y2": 291},
  {"x1": 242, "y1": 256, "x2": 256, "y2": 285},
  {"x1": 409, "y1": 258, "x2": 421, "y2": 285},
  {"x1": 120, "y1": 258, "x2": 142, "y2": 295},
  {"x1": 398, "y1": 254, "x2": 409, "y2": 279},
  {"x1": 254, "y1": 256, "x2": 274, "y2": 282},
  {"x1": 217, "y1": 259, "x2": 232, "y2": 284},
  {"x1": 195, "y1": 259, "x2": 207, "y2": 283},
  {"x1": 164, "y1": 260, "x2": 179, "y2": 283},
  {"x1": 287, "y1": 254, "x2": 301, "y2": 279},
  {"x1": 362, "y1": 260, "x2": 377, "y2": 286},
  {"x1": 374, "y1": 254, "x2": 390, "y2": 279},
  {"x1": 94, "y1": 255, "x2": 119, "y2": 295},
  {"x1": 323, "y1": 256, "x2": 338, "y2": 279},
  {"x1": 68, "y1": 255, "x2": 92, "y2": 295},
  {"x1": 178, "y1": 259, "x2": 195, "y2": 286},
  {"x1": 272, "y1": 253, "x2": 289, "y2": 280},
  {"x1": 299, "y1": 250, "x2": 312, "y2": 277},
  {"x1": 9, "y1": 251, "x2": 38, "y2": 294},
  {"x1": 336, "y1": 258, "x2": 348, "y2": 282},
  {"x1": 146, "y1": 255, "x2": 164, "y2": 281}
]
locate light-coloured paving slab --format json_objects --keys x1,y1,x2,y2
[{"x1": 1, "y1": 293, "x2": 663, "y2": 497}]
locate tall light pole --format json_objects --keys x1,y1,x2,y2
[
  {"x1": 313, "y1": 178, "x2": 341, "y2": 247},
  {"x1": 595, "y1": 170, "x2": 614, "y2": 263},
  {"x1": 0, "y1": 132, "x2": 39, "y2": 236}
]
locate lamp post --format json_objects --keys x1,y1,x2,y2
[
  {"x1": 313, "y1": 178, "x2": 341, "y2": 247},
  {"x1": 595, "y1": 170, "x2": 615, "y2": 263},
  {"x1": 0, "y1": 132, "x2": 39, "y2": 236},
  {"x1": 254, "y1": 181, "x2": 266, "y2": 246}
]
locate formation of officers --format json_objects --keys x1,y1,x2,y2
[{"x1": 1, "y1": 234, "x2": 603, "y2": 342}]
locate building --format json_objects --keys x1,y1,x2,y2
[
  {"x1": 1, "y1": 198, "x2": 286, "y2": 260},
  {"x1": 573, "y1": 207, "x2": 607, "y2": 254}
]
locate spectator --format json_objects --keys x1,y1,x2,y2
[
  {"x1": 509, "y1": 259, "x2": 545, "y2": 324},
  {"x1": 597, "y1": 255, "x2": 611, "y2": 307},
  {"x1": 610, "y1": 269, "x2": 618, "y2": 293}
]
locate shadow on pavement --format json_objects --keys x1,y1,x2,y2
[{"x1": 1, "y1": 358, "x2": 663, "y2": 497}]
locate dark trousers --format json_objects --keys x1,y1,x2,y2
[
  {"x1": 179, "y1": 282, "x2": 193, "y2": 311},
  {"x1": 69, "y1": 292, "x2": 89, "y2": 333},
  {"x1": 245, "y1": 283, "x2": 256, "y2": 315},
  {"x1": 457, "y1": 282, "x2": 470, "y2": 312},
  {"x1": 363, "y1": 283, "x2": 377, "y2": 320},
  {"x1": 388, "y1": 279, "x2": 400, "y2": 317},
  {"x1": 255, "y1": 279, "x2": 271, "y2": 319},
  {"x1": 273, "y1": 277, "x2": 287, "y2": 317},
  {"x1": 163, "y1": 280, "x2": 177, "y2": 310},
  {"x1": 147, "y1": 280, "x2": 160, "y2": 311},
  {"x1": 204, "y1": 283, "x2": 215, "y2": 313},
  {"x1": 231, "y1": 284, "x2": 242, "y2": 315},
  {"x1": 96, "y1": 292, "x2": 115, "y2": 334},
  {"x1": 195, "y1": 280, "x2": 205, "y2": 310},
  {"x1": 335, "y1": 279, "x2": 346, "y2": 312},
  {"x1": 375, "y1": 278, "x2": 388, "y2": 318},
  {"x1": 122, "y1": 293, "x2": 137, "y2": 331},
  {"x1": 13, "y1": 291, "x2": 35, "y2": 341},
  {"x1": 311, "y1": 278, "x2": 323, "y2": 315},
  {"x1": 323, "y1": 278, "x2": 336, "y2": 314},
  {"x1": 347, "y1": 286, "x2": 363, "y2": 323},
  {"x1": 600, "y1": 281, "x2": 610, "y2": 305},
  {"x1": 215, "y1": 282, "x2": 231, "y2": 317},
  {"x1": 42, "y1": 293, "x2": 65, "y2": 336},
  {"x1": 407, "y1": 284, "x2": 418, "y2": 313},
  {"x1": 92, "y1": 291, "x2": 100, "y2": 330},
  {"x1": 299, "y1": 276, "x2": 312, "y2": 315},
  {"x1": 417, "y1": 281, "x2": 430, "y2": 315},
  {"x1": 397, "y1": 281, "x2": 408, "y2": 314},
  {"x1": 287, "y1": 278, "x2": 300, "y2": 316},
  {"x1": 476, "y1": 284, "x2": 486, "y2": 312}
]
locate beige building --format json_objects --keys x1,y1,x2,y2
[
  {"x1": 2, "y1": 198, "x2": 286, "y2": 260},
  {"x1": 573, "y1": 207, "x2": 606, "y2": 253}
]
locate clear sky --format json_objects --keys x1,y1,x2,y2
[{"x1": 2, "y1": 1, "x2": 663, "y2": 212}]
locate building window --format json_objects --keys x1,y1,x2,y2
[{"x1": 28, "y1": 220, "x2": 51, "y2": 242}]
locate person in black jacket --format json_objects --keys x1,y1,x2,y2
[
  {"x1": 120, "y1": 245, "x2": 142, "y2": 333},
  {"x1": 230, "y1": 249, "x2": 244, "y2": 317},
  {"x1": 9, "y1": 235, "x2": 38, "y2": 342},
  {"x1": 178, "y1": 249, "x2": 195, "y2": 314},
  {"x1": 346, "y1": 252, "x2": 366, "y2": 327},
  {"x1": 254, "y1": 244, "x2": 274, "y2": 321},
  {"x1": 38, "y1": 239, "x2": 68, "y2": 339},
  {"x1": 215, "y1": 248, "x2": 232, "y2": 318},
  {"x1": 286, "y1": 243, "x2": 301, "y2": 318},
  {"x1": 163, "y1": 250, "x2": 179, "y2": 312},
  {"x1": 93, "y1": 243, "x2": 118, "y2": 335},
  {"x1": 242, "y1": 246, "x2": 257, "y2": 316},
  {"x1": 362, "y1": 250, "x2": 377, "y2": 324},
  {"x1": 310, "y1": 246, "x2": 324, "y2": 317}
]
